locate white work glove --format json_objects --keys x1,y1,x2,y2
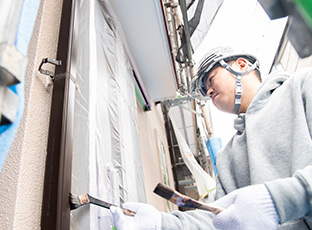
[
  {"x1": 110, "y1": 202, "x2": 161, "y2": 230},
  {"x1": 212, "y1": 184, "x2": 280, "y2": 230}
]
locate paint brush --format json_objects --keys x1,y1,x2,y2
[
  {"x1": 153, "y1": 183, "x2": 224, "y2": 214},
  {"x1": 69, "y1": 193, "x2": 136, "y2": 216}
]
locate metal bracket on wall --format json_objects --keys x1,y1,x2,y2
[{"x1": 38, "y1": 57, "x2": 62, "y2": 81}]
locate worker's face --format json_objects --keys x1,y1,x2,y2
[{"x1": 206, "y1": 65, "x2": 237, "y2": 113}]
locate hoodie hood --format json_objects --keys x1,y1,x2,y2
[
  {"x1": 233, "y1": 69, "x2": 290, "y2": 134},
  {"x1": 247, "y1": 69, "x2": 290, "y2": 114}
]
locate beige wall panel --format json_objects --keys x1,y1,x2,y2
[
  {"x1": 278, "y1": 40, "x2": 312, "y2": 73},
  {"x1": 137, "y1": 103, "x2": 177, "y2": 212}
]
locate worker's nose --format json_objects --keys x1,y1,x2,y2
[{"x1": 207, "y1": 87, "x2": 213, "y2": 98}]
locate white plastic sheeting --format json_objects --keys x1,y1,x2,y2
[
  {"x1": 69, "y1": 0, "x2": 146, "y2": 229},
  {"x1": 168, "y1": 102, "x2": 197, "y2": 155},
  {"x1": 169, "y1": 107, "x2": 216, "y2": 203}
]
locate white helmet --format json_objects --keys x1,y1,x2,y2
[{"x1": 190, "y1": 46, "x2": 259, "y2": 114}]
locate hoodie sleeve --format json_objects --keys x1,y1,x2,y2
[
  {"x1": 161, "y1": 209, "x2": 215, "y2": 230},
  {"x1": 266, "y1": 68, "x2": 312, "y2": 224},
  {"x1": 302, "y1": 68, "x2": 312, "y2": 136},
  {"x1": 265, "y1": 166, "x2": 312, "y2": 223}
]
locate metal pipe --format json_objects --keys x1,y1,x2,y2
[{"x1": 41, "y1": 0, "x2": 74, "y2": 229}]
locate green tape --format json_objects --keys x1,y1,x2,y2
[
  {"x1": 135, "y1": 86, "x2": 146, "y2": 111},
  {"x1": 201, "y1": 184, "x2": 216, "y2": 198}
]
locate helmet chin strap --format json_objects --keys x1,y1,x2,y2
[
  {"x1": 219, "y1": 60, "x2": 258, "y2": 114},
  {"x1": 233, "y1": 75, "x2": 242, "y2": 114}
]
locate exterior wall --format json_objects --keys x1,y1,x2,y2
[
  {"x1": 0, "y1": 0, "x2": 63, "y2": 229},
  {"x1": 137, "y1": 102, "x2": 177, "y2": 212},
  {"x1": 277, "y1": 39, "x2": 312, "y2": 73}
]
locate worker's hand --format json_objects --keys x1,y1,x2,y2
[
  {"x1": 110, "y1": 202, "x2": 161, "y2": 230},
  {"x1": 212, "y1": 184, "x2": 280, "y2": 230}
]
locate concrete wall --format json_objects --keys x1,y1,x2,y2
[{"x1": 0, "y1": 0, "x2": 63, "y2": 229}]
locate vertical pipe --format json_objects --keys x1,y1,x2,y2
[{"x1": 41, "y1": 0, "x2": 74, "y2": 229}]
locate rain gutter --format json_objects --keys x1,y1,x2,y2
[{"x1": 41, "y1": 0, "x2": 74, "y2": 229}]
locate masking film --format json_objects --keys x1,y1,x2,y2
[{"x1": 69, "y1": 0, "x2": 146, "y2": 229}]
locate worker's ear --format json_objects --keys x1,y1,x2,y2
[{"x1": 236, "y1": 58, "x2": 248, "y2": 70}]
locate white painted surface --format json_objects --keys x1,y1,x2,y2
[{"x1": 110, "y1": 0, "x2": 178, "y2": 102}]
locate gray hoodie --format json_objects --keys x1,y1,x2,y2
[{"x1": 161, "y1": 68, "x2": 312, "y2": 229}]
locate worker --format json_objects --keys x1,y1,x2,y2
[{"x1": 110, "y1": 46, "x2": 312, "y2": 229}]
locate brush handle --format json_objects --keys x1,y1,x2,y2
[
  {"x1": 88, "y1": 194, "x2": 136, "y2": 216},
  {"x1": 197, "y1": 203, "x2": 225, "y2": 214},
  {"x1": 154, "y1": 183, "x2": 224, "y2": 214},
  {"x1": 172, "y1": 191, "x2": 224, "y2": 214}
]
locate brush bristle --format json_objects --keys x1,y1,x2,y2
[
  {"x1": 69, "y1": 193, "x2": 82, "y2": 210},
  {"x1": 153, "y1": 183, "x2": 174, "y2": 200}
]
